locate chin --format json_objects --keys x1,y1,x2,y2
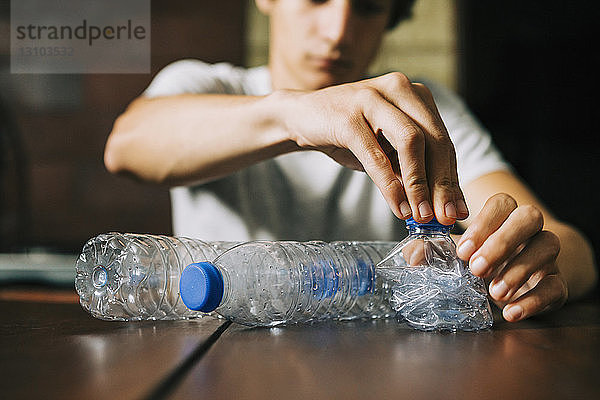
[{"x1": 304, "y1": 70, "x2": 354, "y2": 89}]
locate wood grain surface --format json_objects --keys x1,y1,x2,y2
[
  {"x1": 172, "y1": 303, "x2": 600, "y2": 400},
  {"x1": 0, "y1": 300, "x2": 226, "y2": 400},
  {"x1": 1, "y1": 293, "x2": 599, "y2": 400}
]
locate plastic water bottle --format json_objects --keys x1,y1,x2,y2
[
  {"x1": 377, "y1": 218, "x2": 493, "y2": 331},
  {"x1": 179, "y1": 240, "x2": 398, "y2": 326},
  {"x1": 75, "y1": 232, "x2": 236, "y2": 321}
]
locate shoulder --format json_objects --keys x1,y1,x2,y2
[{"x1": 143, "y1": 59, "x2": 270, "y2": 97}]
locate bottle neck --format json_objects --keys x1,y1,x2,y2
[{"x1": 408, "y1": 225, "x2": 451, "y2": 235}]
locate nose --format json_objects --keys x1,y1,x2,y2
[{"x1": 319, "y1": 0, "x2": 353, "y2": 46}]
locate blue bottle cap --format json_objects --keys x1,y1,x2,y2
[
  {"x1": 180, "y1": 262, "x2": 224, "y2": 312},
  {"x1": 406, "y1": 216, "x2": 453, "y2": 229}
]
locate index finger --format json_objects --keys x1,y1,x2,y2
[
  {"x1": 361, "y1": 93, "x2": 432, "y2": 221},
  {"x1": 345, "y1": 116, "x2": 410, "y2": 220},
  {"x1": 456, "y1": 194, "x2": 519, "y2": 261}
]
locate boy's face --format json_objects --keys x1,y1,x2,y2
[{"x1": 263, "y1": 0, "x2": 393, "y2": 89}]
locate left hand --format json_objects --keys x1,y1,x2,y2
[{"x1": 455, "y1": 193, "x2": 568, "y2": 322}]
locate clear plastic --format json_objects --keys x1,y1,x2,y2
[
  {"x1": 206, "y1": 240, "x2": 398, "y2": 326},
  {"x1": 75, "y1": 232, "x2": 236, "y2": 321},
  {"x1": 377, "y1": 222, "x2": 493, "y2": 331}
]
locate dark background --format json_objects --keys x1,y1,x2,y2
[
  {"x1": 1, "y1": 1, "x2": 598, "y2": 285},
  {"x1": 457, "y1": 1, "x2": 599, "y2": 286},
  {"x1": 0, "y1": 0, "x2": 247, "y2": 251}
]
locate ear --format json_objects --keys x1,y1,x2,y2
[{"x1": 255, "y1": 0, "x2": 276, "y2": 15}]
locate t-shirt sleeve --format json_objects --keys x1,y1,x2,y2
[
  {"x1": 143, "y1": 59, "x2": 246, "y2": 98},
  {"x1": 423, "y1": 79, "x2": 512, "y2": 187}
]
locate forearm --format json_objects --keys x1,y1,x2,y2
[
  {"x1": 547, "y1": 221, "x2": 597, "y2": 300},
  {"x1": 104, "y1": 92, "x2": 298, "y2": 185}
]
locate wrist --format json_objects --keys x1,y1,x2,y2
[{"x1": 265, "y1": 89, "x2": 304, "y2": 149}]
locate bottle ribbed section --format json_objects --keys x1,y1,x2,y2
[
  {"x1": 211, "y1": 240, "x2": 397, "y2": 326},
  {"x1": 75, "y1": 232, "x2": 236, "y2": 321}
]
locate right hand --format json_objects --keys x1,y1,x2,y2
[{"x1": 275, "y1": 72, "x2": 468, "y2": 225}]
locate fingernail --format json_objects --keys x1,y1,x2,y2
[
  {"x1": 399, "y1": 201, "x2": 412, "y2": 218},
  {"x1": 490, "y1": 280, "x2": 508, "y2": 300},
  {"x1": 456, "y1": 199, "x2": 469, "y2": 216},
  {"x1": 504, "y1": 304, "x2": 523, "y2": 321},
  {"x1": 445, "y1": 202, "x2": 457, "y2": 218},
  {"x1": 418, "y1": 201, "x2": 433, "y2": 218},
  {"x1": 457, "y1": 239, "x2": 475, "y2": 258},
  {"x1": 469, "y1": 256, "x2": 487, "y2": 275}
]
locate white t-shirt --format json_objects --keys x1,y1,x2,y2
[{"x1": 143, "y1": 60, "x2": 511, "y2": 241}]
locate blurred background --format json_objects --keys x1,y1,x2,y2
[{"x1": 0, "y1": 1, "x2": 598, "y2": 286}]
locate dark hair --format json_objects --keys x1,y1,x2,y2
[{"x1": 387, "y1": 0, "x2": 417, "y2": 30}]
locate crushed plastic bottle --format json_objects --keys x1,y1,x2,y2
[
  {"x1": 377, "y1": 218, "x2": 493, "y2": 331},
  {"x1": 75, "y1": 232, "x2": 236, "y2": 321},
  {"x1": 179, "y1": 240, "x2": 397, "y2": 326}
]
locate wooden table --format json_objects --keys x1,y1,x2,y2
[{"x1": 1, "y1": 288, "x2": 599, "y2": 400}]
